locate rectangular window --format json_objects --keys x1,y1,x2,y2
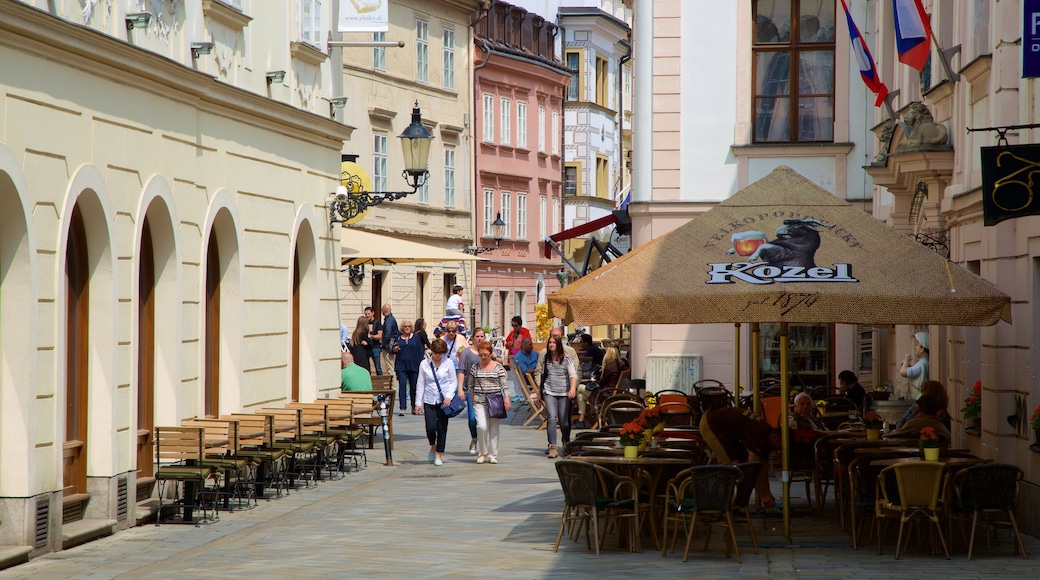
[
  {"x1": 300, "y1": 0, "x2": 322, "y2": 48},
  {"x1": 552, "y1": 197, "x2": 560, "y2": 235},
  {"x1": 416, "y1": 19, "x2": 429, "y2": 83},
  {"x1": 500, "y1": 97, "x2": 511, "y2": 146},
  {"x1": 442, "y1": 28, "x2": 455, "y2": 89},
  {"x1": 596, "y1": 156, "x2": 609, "y2": 198},
  {"x1": 480, "y1": 291, "x2": 493, "y2": 329},
  {"x1": 538, "y1": 106, "x2": 546, "y2": 152},
  {"x1": 418, "y1": 174, "x2": 429, "y2": 204},
  {"x1": 551, "y1": 111, "x2": 560, "y2": 155},
  {"x1": 539, "y1": 196, "x2": 547, "y2": 239},
  {"x1": 564, "y1": 165, "x2": 578, "y2": 196},
  {"x1": 517, "y1": 102, "x2": 528, "y2": 149},
  {"x1": 483, "y1": 188, "x2": 494, "y2": 237},
  {"x1": 444, "y1": 146, "x2": 456, "y2": 207},
  {"x1": 372, "y1": 32, "x2": 386, "y2": 70},
  {"x1": 566, "y1": 51, "x2": 580, "y2": 101},
  {"x1": 517, "y1": 194, "x2": 527, "y2": 240},
  {"x1": 483, "y1": 94, "x2": 495, "y2": 142},
  {"x1": 595, "y1": 56, "x2": 608, "y2": 106},
  {"x1": 752, "y1": 0, "x2": 835, "y2": 143},
  {"x1": 501, "y1": 192, "x2": 511, "y2": 239},
  {"x1": 373, "y1": 133, "x2": 388, "y2": 193}
]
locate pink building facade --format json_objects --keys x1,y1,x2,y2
[{"x1": 471, "y1": 1, "x2": 571, "y2": 336}]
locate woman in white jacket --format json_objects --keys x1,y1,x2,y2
[{"x1": 414, "y1": 338, "x2": 460, "y2": 466}]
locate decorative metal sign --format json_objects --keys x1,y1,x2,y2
[{"x1": 981, "y1": 144, "x2": 1040, "y2": 225}]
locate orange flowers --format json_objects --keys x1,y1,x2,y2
[
  {"x1": 961, "y1": 380, "x2": 981, "y2": 421},
  {"x1": 862, "y1": 410, "x2": 883, "y2": 430},
  {"x1": 619, "y1": 420, "x2": 646, "y2": 446},
  {"x1": 919, "y1": 426, "x2": 940, "y2": 448}
]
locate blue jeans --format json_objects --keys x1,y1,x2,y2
[
  {"x1": 466, "y1": 391, "x2": 477, "y2": 440},
  {"x1": 368, "y1": 347, "x2": 383, "y2": 375},
  {"x1": 397, "y1": 370, "x2": 418, "y2": 409},
  {"x1": 544, "y1": 394, "x2": 572, "y2": 446}
]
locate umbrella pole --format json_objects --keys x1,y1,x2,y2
[
  {"x1": 751, "y1": 323, "x2": 760, "y2": 414},
  {"x1": 733, "y1": 323, "x2": 741, "y2": 399},
  {"x1": 779, "y1": 322, "x2": 791, "y2": 539}
]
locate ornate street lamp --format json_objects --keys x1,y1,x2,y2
[
  {"x1": 464, "y1": 213, "x2": 507, "y2": 255},
  {"x1": 329, "y1": 101, "x2": 435, "y2": 225}
]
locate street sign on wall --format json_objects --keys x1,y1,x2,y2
[{"x1": 1024, "y1": 0, "x2": 1040, "y2": 77}]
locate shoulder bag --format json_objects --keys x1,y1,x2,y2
[
  {"x1": 486, "y1": 392, "x2": 507, "y2": 419},
  {"x1": 434, "y1": 364, "x2": 466, "y2": 418}
]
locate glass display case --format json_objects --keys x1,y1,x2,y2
[{"x1": 758, "y1": 323, "x2": 834, "y2": 391}]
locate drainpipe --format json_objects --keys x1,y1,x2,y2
[
  {"x1": 472, "y1": 30, "x2": 492, "y2": 335},
  {"x1": 617, "y1": 33, "x2": 632, "y2": 203}
]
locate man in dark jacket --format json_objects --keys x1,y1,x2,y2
[{"x1": 380, "y1": 303, "x2": 400, "y2": 380}]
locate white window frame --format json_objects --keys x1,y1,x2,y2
[
  {"x1": 482, "y1": 93, "x2": 494, "y2": 142},
  {"x1": 444, "y1": 146, "x2": 456, "y2": 207},
  {"x1": 517, "y1": 102, "x2": 527, "y2": 149},
  {"x1": 483, "y1": 188, "x2": 495, "y2": 238},
  {"x1": 551, "y1": 110, "x2": 560, "y2": 156},
  {"x1": 500, "y1": 97, "x2": 511, "y2": 146},
  {"x1": 538, "y1": 106, "x2": 546, "y2": 152},
  {"x1": 416, "y1": 19, "x2": 429, "y2": 83},
  {"x1": 517, "y1": 193, "x2": 527, "y2": 240},
  {"x1": 501, "y1": 192, "x2": 511, "y2": 239},
  {"x1": 372, "y1": 32, "x2": 386, "y2": 70},
  {"x1": 418, "y1": 175, "x2": 429, "y2": 204},
  {"x1": 442, "y1": 28, "x2": 455, "y2": 90},
  {"x1": 552, "y1": 197, "x2": 560, "y2": 235},
  {"x1": 300, "y1": 0, "x2": 323, "y2": 48},
  {"x1": 373, "y1": 133, "x2": 388, "y2": 193},
  {"x1": 539, "y1": 195, "x2": 547, "y2": 239}
]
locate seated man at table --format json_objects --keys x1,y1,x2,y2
[
  {"x1": 699, "y1": 407, "x2": 782, "y2": 510},
  {"x1": 341, "y1": 352, "x2": 373, "y2": 392},
  {"x1": 886, "y1": 394, "x2": 950, "y2": 445},
  {"x1": 788, "y1": 392, "x2": 827, "y2": 432}
]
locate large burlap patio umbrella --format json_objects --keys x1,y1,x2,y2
[{"x1": 548, "y1": 166, "x2": 1011, "y2": 537}]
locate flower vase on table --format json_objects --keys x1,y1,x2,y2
[
  {"x1": 619, "y1": 420, "x2": 646, "y2": 459},
  {"x1": 919, "y1": 426, "x2": 940, "y2": 461},
  {"x1": 623, "y1": 445, "x2": 639, "y2": 459},
  {"x1": 862, "y1": 411, "x2": 883, "y2": 441}
]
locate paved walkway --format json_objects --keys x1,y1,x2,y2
[{"x1": 2, "y1": 409, "x2": 1037, "y2": 579}]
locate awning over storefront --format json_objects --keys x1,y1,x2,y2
[
  {"x1": 341, "y1": 228, "x2": 488, "y2": 267},
  {"x1": 542, "y1": 212, "x2": 619, "y2": 259}
]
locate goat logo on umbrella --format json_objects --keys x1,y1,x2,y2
[{"x1": 708, "y1": 219, "x2": 859, "y2": 285}]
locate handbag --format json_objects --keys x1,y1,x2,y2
[
  {"x1": 486, "y1": 392, "x2": 507, "y2": 419},
  {"x1": 433, "y1": 366, "x2": 467, "y2": 418}
]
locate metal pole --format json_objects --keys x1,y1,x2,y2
[
  {"x1": 327, "y1": 40, "x2": 406, "y2": 48},
  {"x1": 751, "y1": 323, "x2": 760, "y2": 414},
  {"x1": 733, "y1": 323, "x2": 741, "y2": 399},
  {"x1": 377, "y1": 394, "x2": 394, "y2": 466},
  {"x1": 779, "y1": 322, "x2": 790, "y2": 539}
]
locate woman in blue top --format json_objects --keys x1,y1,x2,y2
[
  {"x1": 414, "y1": 339, "x2": 460, "y2": 466},
  {"x1": 393, "y1": 320, "x2": 426, "y2": 415}
]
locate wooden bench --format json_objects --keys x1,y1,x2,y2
[{"x1": 153, "y1": 426, "x2": 220, "y2": 525}]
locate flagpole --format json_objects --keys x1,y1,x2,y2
[{"x1": 928, "y1": 33, "x2": 960, "y2": 84}]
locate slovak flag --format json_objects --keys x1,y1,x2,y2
[
  {"x1": 840, "y1": 0, "x2": 888, "y2": 107},
  {"x1": 893, "y1": 0, "x2": 932, "y2": 71}
]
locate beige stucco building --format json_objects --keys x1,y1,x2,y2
[
  {"x1": 0, "y1": 0, "x2": 349, "y2": 560},
  {"x1": 336, "y1": 0, "x2": 482, "y2": 331}
]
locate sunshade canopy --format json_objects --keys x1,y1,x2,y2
[
  {"x1": 549, "y1": 166, "x2": 1011, "y2": 327},
  {"x1": 341, "y1": 228, "x2": 487, "y2": 267}
]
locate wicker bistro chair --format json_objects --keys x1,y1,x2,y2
[
  {"x1": 875, "y1": 461, "x2": 950, "y2": 559},
  {"x1": 947, "y1": 463, "x2": 1029, "y2": 560},
  {"x1": 553, "y1": 460, "x2": 641, "y2": 556},
  {"x1": 661, "y1": 464, "x2": 743, "y2": 562},
  {"x1": 847, "y1": 452, "x2": 915, "y2": 549},
  {"x1": 153, "y1": 426, "x2": 222, "y2": 526}
]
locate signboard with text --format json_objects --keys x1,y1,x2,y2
[
  {"x1": 1025, "y1": 0, "x2": 1040, "y2": 77},
  {"x1": 339, "y1": 0, "x2": 388, "y2": 33}
]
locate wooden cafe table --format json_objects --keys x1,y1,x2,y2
[{"x1": 571, "y1": 454, "x2": 690, "y2": 552}]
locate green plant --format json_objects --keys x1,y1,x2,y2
[
  {"x1": 961, "y1": 380, "x2": 981, "y2": 421},
  {"x1": 1030, "y1": 404, "x2": 1040, "y2": 430}
]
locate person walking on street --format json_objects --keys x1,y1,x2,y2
[
  {"x1": 414, "y1": 318, "x2": 432, "y2": 351},
  {"x1": 457, "y1": 327, "x2": 491, "y2": 455},
  {"x1": 393, "y1": 320, "x2": 425, "y2": 415},
  {"x1": 349, "y1": 315, "x2": 372, "y2": 374},
  {"x1": 381, "y1": 304, "x2": 400, "y2": 380},
  {"x1": 414, "y1": 338, "x2": 459, "y2": 466},
  {"x1": 443, "y1": 322, "x2": 469, "y2": 368},
  {"x1": 541, "y1": 334, "x2": 577, "y2": 459},
  {"x1": 468, "y1": 341, "x2": 511, "y2": 464},
  {"x1": 364, "y1": 306, "x2": 383, "y2": 375}
]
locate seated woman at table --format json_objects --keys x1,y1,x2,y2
[
  {"x1": 886, "y1": 394, "x2": 951, "y2": 445},
  {"x1": 574, "y1": 345, "x2": 624, "y2": 428},
  {"x1": 787, "y1": 392, "x2": 827, "y2": 432},
  {"x1": 700, "y1": 407, "x2": 782, "y2": 510},
  {"x1": 894, "y1": 379, "x2": 951, "y2": 431}
]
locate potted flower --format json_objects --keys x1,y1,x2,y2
[
  {"x1": 919, "y1": 426, "x2": 941, "y2": 461},
  {"x1": 1030, "y1": 404, "x2": 1040, "y2": 447},
  {"x1": 862, "y1": 411, "x2": 883, "y2": 441},
  {"x1": 870, "y1": 383, "x2": 891, "y2": 401},
  {"x1": 619, "y1": 420, "x2": 646, "y2": 459},
  {"x1": 641, "y1": 405, "x2": 667, "y2": 435},
  {"x1": 961, "y1": 380, "x2": 981, "y2": 429}
]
